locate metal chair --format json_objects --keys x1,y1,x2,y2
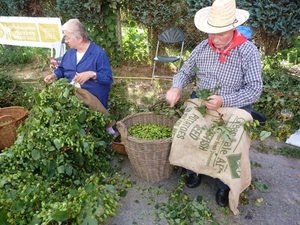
[{"x1": 151, "y1": 28, "x2": 184, "y2": 84}]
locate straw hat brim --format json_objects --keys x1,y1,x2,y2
[{"x1": 194, "y1": 7, "x2": 249, "y2": 34}]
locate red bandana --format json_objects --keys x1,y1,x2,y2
[{"x1": 208, "y1": 30, "x2": 247, "y2": 62}]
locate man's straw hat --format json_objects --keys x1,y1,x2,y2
[{"x1": 194, "y1": 0, "x2": 249, "y2": 34}]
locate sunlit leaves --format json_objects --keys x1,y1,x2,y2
[{"x1": 0, "y1": 78, "x2": 120, "y2": 224}]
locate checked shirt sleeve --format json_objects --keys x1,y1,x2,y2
[
  {"x1": 220, "y1": 43, "x2": 263, "y2": 108},
  {"x1": 172, "y1": 45, "x2": 202, "y2": 90}
]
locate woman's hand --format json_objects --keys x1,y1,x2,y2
[
  {"x1": 44, "y1": 74, "x2": 57, "y2": 84},
  {"x1": 165, "y1": 87, "x2": 181, "y2": 107},
  {"x1": 205, "y1": 95, "x2": 223, "y2": 110},
  {"x1": 73, "y1": 71, "x2": 95, "y2": 85}
]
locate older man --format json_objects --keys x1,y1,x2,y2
[{"x1": 166, "y1": 0, "x2": 263, "y2": 207}]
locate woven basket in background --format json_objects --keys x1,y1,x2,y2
[
  {"x1": 116, "y1": 112, "x2": 178, "y2": 182},
  {"x1": 112, "y1": 134, "x2": 127, "y2": 156},
  {"x1": 0, "y1": 106, "x2": 28, "y2": 127},
  {"x1": 0, "y1": 115, "x2": 17, "y2": 151},
  {"x1": 0, "y1": 106, "x2": 29, "y2": 151}
]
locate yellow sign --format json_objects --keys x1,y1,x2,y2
[
  {"x1": 0, "y1": 17, "x2": 62, "y2": 47},
  {"x1": 39, "y1": 23, "x2": 61, "y2": 42}
]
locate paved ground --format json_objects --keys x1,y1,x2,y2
[{"x1": 104, "y1": 138, "x2": 300, "y2": 225}]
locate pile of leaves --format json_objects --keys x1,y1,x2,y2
[
  {"x1": 108, "y1": 80, "x2": 136, "y2": 121},
  {"x1": 156, "y1": 174, "x2": 217, "y2": 225},
  {"x1": 0, "y1": 79, "x2": 124, "y2": 224},
  {"x1": 255, "y1": 57, "x2": 300, "y2": 136}
]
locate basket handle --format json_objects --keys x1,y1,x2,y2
[
  {"x1": 116, "y1": 121, "x2": 128, "y2": 139},
  {"x1": 0, "y1": 115, "x2": 16, "y2": 128}
]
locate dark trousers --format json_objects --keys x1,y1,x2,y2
[{"x1": 187, "y1": 169, "x2": 229, "y2": 190}]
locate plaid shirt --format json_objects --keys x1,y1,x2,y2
[{"x1": 172, "y1": 39, "x2": 263, "y2": 108}]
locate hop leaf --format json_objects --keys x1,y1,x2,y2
[{"x1": 196, "y1": 105, "x2": 207, "y2": 117}]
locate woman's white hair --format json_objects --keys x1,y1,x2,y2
[{"x1": 62, "y1": 19, "x2": 89, "y2": 42}]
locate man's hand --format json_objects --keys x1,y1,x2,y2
[
  {"x1": 165, "y1": 87, "x2": 181, "y2": 107},
  {"x1": 44, "y1": 74, "x2": 57, "y2": 84},
  {"x1": 205, "y1": 95, "x2": 223, "y2": 110}
]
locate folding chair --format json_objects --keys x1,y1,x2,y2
[
  {"x1": 50, "y1": 37, "x2": 66, "y2": 69},
  {"x1": 151, "y1": 28, "x2": 185, "y2": 84}
]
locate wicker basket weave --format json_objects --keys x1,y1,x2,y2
[
  {"x1": 0, "y1": 106, "x2": 28, "y2": 127},
  {"x1": 116, "y1": 112, "x2": 178, "y2": 182},
  {"x1": 0, "y1": 115, "x2": 17, "y2": 151},
  {"x1": 112, "y1": 134, "x2": 127, "y2": 156},
  {"x1": 0, "y1": 106, "x2": 29, "y2": 151}
]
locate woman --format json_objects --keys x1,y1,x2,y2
[{"x1": 44, "y1": 18, "x2": 116, "y2": 136}]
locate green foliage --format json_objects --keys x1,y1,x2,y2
[
  {"x1": 240, "y1": 0, "x2": 300, "y2": 41},
  {"x1": 0, "y1": 45, "x2": 49, "y2": 68},
  {"x1": 0, "y1": 79, "x2": 123, "y2": 224},
  {"x1": 109, "y1": 80, "x2": 135, "y2": 121},
  {"x1": 243, "y1": 120, "x2": 271, "y2": 141},
  {"x1": 194, "y1": 85, "x2": 221, "y2": 117},
  {"x1": 143, "y1": 97, "x2": 184, "y2": 118},
  {"x1": 1, "y1": 0, "x2": 122, "y2": 65},
  {"x1": 129, "y1": 0, "x2": 181, "y2": 27},
  {"x1": 128, "y1": 123, "x2": 172, "y2": 140},
  {"x1": 276, "y1": 36, "x2": 300, "y2": 64},
  {"x1": 86, "y1": 2, "x2": 122, "y2": 66},
  {"x1": 254, "y1": 56, "x2": 300, "y2": 132},
  {"x1": 0, "y1": 46, "x2": 33, "y2": 66},
  {"x1": 156, "y1": 174, "x2": 216, "y2": 224},
  {"x1": 255, "y1": 144, "x2": 300, "y2": 159},
  {"x1": 0, "y1": 73, "x2": 32, "y2": 109},
  {"x1": 183, "y1": 0, "x2": 300, "y2": 54},
  {"x1": 56, "y1": 0, "x2": 122, "y2": 66},
  {"x1": 0, "y1": 1, "x2": 12, "y2": 16},
  {"x1": 239, "y1": 0, "x2": 300, "y2": 54},
  {"x1": 2, "y1": 0, "x2": 28, "y2": 16},
  {"x1": 122, "y1": 20, "x2": 149, "y2": 65},
  {"x1": 183, "y1": 0, "x2": 213, "y2": 16},
  {"x1": 273, "y1": 146, "x2": 300, "y2": 159}
]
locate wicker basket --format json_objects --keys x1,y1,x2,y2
[
  {"x1": 116, "y1": 112, "x2": 178, "y2": 182},
  {"x1": 112, "y1": 134, "x2": 127, "y2": 156},
  {"x1": 0, "y1": 106, "x2": 29, "y2": 151},
  {"x1": 0, "y1": 106, "x2": 28, "y2": 127},
  {"x1": 0, "y1": 115, "x2": 17, "y2": 151}
]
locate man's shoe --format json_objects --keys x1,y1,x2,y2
[
  {"x1": 186, "y1": 173, "x2": 202, "y2": 188},
  {"x1": 216, "y1": 188, "x2": 230, "y2": 207}
]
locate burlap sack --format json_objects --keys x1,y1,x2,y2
[
  {"x1": 169, "y1": 98, "x2": 253, "y2": 215},
  {"x1": 74, "y1": 88, "x2": 115, "y2": 128}
]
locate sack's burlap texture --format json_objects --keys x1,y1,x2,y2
[
  {"x1": 169, "y1": 98, "x2": 253, "y2": 215},
  {"x1": 74, "y1": 88, "x2": 115, "y2": 127}
]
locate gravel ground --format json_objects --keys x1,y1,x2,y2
[{"x1": 104, "y1": 139, "x2": 300, "y2": 225}]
